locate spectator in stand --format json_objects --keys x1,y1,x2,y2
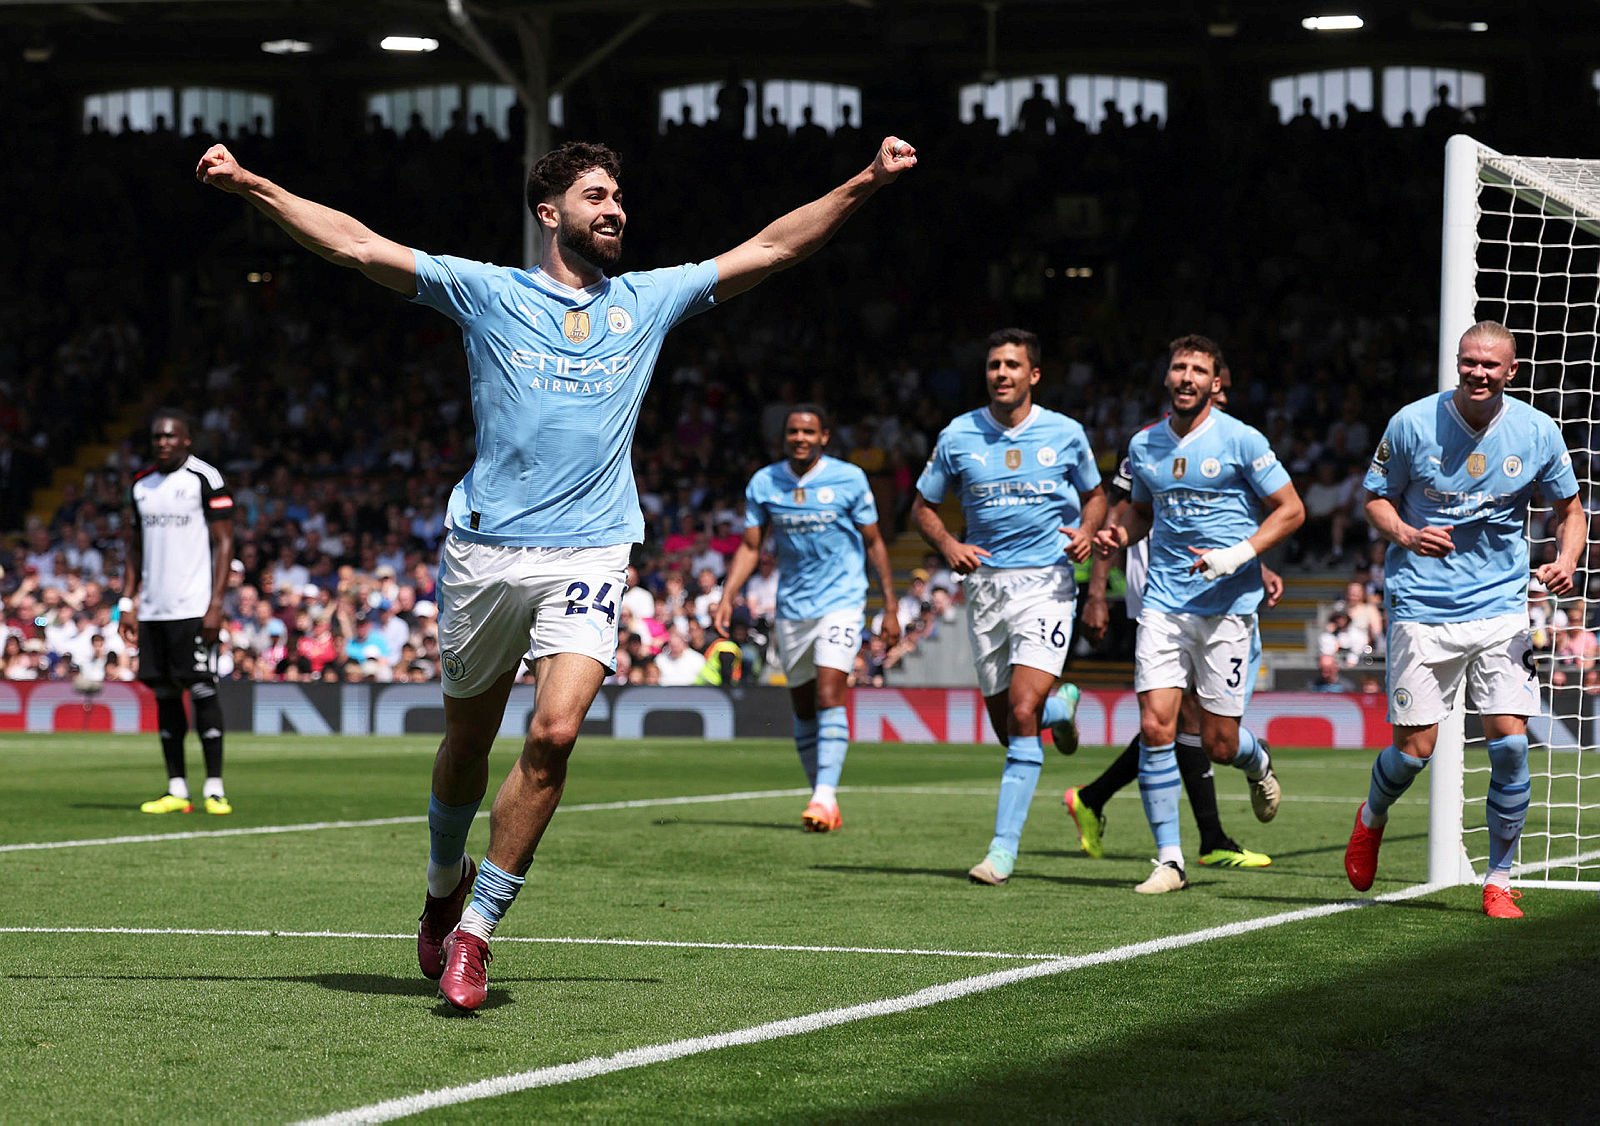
[
  {"x1": 1551, "y1": 611, "x2": 1599, "y2": 688},
  {"x1": 1310, "y1": 652, "x2": 1356, "y2": 693},
  {"x1": 655, "y1": 628, "x2": 705, "y2": 685},
  {"x1": 898, "y1": 569, "x2": 930, "y2": 630},
  {"x1": 743, "y1": 551, "x2": 780, "y2": 627},
  {"x1": 1299, "y1": 459, "x2": 1357, "y2": 566},
  {"x1": 690, "y1": 566, "x2": 722, "y2": 626}
]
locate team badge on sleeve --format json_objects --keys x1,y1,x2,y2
[{"x1": 1375, "y1": 438, "x2": 1391, "y2": 464}]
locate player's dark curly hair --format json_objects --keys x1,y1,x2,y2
[
  {"x1": 786, "y1": 403, "x2": 831, "y2": 431},
  {"x1": 985, "y1": 327, "x2": 1041, "y2": 369},
  {"x1": 1167, "y1": 333, "x2": 1225, "y2": 371},
  {"x1": 525, "y1": 141, "x2": 623, "y2": 215}
]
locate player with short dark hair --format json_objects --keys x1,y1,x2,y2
[
  {"x1": 1346, "y1": 321, "x2": 1584, "y2": 919},
  {"x1": 198, "y1": 132, "x2": 917, "y2": 1012},
  {"x1": 1093, "y1": 335, "x2": 1305, "y2": 894},
  {"x1": 121, "y1": 407, "x2": 236, "y2": 815},
  {"x1": 911, "y1": 328, "x2": 1107, "y2": 886},
  {"x1": 1071, "y1": 362, "x2": 1277, "y2": 874},
  {"x1": 715, "y1": 404, "x2": 900, "y2": 832}
]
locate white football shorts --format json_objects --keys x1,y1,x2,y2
[
  {"x1": 1135, "y1": 609, "x2": 1256, "y2": 717},
  {"x1": 1386, "y1": 613, "x2": 1538, "y2": 726},
  {"x1": 436, "y1": 536, "x2": 630, "y2": 698},
  {"x1": 774, "y1": 606, "x2": 864, "y2": 687},
  {"x1": 964, "y1": 565, "x2": 1078, "y2": 698}
]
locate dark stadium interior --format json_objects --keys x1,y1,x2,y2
[{"x1": 3, "y1": 0, "x2": 1598, "y2": 685}]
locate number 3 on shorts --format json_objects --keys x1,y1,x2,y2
[{"x1": 564, "y1": 581, "x2": 617, "y2": 623}]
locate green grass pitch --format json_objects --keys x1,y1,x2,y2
[{"x1": 1, "y1": 733, "x2": 1594, "y2": 1123}]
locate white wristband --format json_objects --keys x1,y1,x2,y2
[
  {"x1": 118, "y1": 597, "x2": 134, "y2": 613},
  {"x1": 1199, "y1": 540, "x2": 1257, "y2": 580}
]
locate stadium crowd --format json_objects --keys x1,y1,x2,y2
[{"x1": 2, "y1": 78, "x2": 1596, "y2": 687}]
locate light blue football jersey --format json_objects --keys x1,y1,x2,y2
[
  {"x1": 915, "y1": 405, "x2": 1101, "y2": 570},
  {"x1": 412, "y1": 253, "x2": 719, "y2": 547},
  {"x1": 1128, "y1": 410, "x2": 1290, "y2": 617},
  {"x1": 1364, "y1": 391, "x2": 1578, "y2": 623},
  {"x1": 746, "y1": 455, "x2": 877, "y2": 620}
]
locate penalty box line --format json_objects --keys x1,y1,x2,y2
[{"x1": 297, "y1": 882, "x2": 1446, "y2": 1126}]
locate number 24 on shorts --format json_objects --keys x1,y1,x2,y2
[{"x1": 564, "y1": 581, "x2": 617, "y2": 623}]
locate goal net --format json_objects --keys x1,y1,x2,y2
[{"x1": 1433, "y1": 135, "x2": 1600, "y2": 889}]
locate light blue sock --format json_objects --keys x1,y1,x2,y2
[
  {"x1": 1365, "y1": 745, "x2": 1428, "y2": 825},
  {"x1": 815, "y1": 706, "x2": 849, "y2": 790},
  {"x1": 1232, "y1": 724, "x2": 1267, "y2": 778},
  {"x1": 1485, "y1": 735, "x2": 1531, "y2": 876},
  {"x1": 990, "y1": 735, "x2": 1044, "y2": 858},
  {"x1": 1138, "y1": 742, "x2": 1182, "y2": 849},
  {"x1": 462, "y1": 857, "x2": 525, "y2": 934},
  {"x1": 427, "y1": 792, "x2": 481, "y2": 895},
  {"x1": 793, "y1": 715, "x2": 820, "y2": 788}
]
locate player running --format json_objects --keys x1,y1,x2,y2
[
  {"x1": 912, "y1": 327, "x2": 1106, "y2": 886},
  {"x1": 1093, "y1": 334, "x2": 1304, "y2": 893},
  {"x1": 1346, "y1": 321, "x2": 1583, "y2": 918},
  {"x1": 1071, "y1": 362, "x2": 1278, "y2": 880},
  {"x1": 715, "y1": 405, "x2": 900, "y2": 832}
]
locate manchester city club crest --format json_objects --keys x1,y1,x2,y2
[
  {"x1": 1394, "y1": 687, "x2": 1412, "y2": 710},
  {"x1": 441, "y1": 649, "x2": 466, "y2": 681},
  {"x1": 563, "y1": 310, "x2": 591, "y2": 343},
  {"x1": 817, "y1": 487, "x2": 835, "y2": 504},
  {"x1": 1201, "y1": 458, "x2": 1222, "y2": 478},
  {"x1": 1503, "y1": 455, "x2": 1523, "y2": 477},
  {"x1": 1037, "y1": 447, "x2": 1057, "y2": 467},
  {"x1": 1173, "y1": 457, "x2": 1187, "y2": 480},
  {"x1": 607, "y1": 306, "x2": 632, "y2": 334},
  {"x1": 1005, "y1": 449, "x2": 1022, "y2": 470},
  {"x1": 1467, "y1": 452, "x2": 1487, "y2": 478}
]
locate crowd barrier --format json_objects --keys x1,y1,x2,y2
[{"x1": 0, "y1": 681, "x2": 1434, "y2": 748}]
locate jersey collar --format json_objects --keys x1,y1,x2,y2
[
  {"x1": 782, "y1": 457, "x2": 828, "y2": 487},
  {"x1": 978, "y1": 403, "x2": 1040, "y2": 438},
  {"x1": 1164, "y1": 412, "x2": 1215, "y2": 448},
  {"x1": 1444, "y1": 392, "x2": 1507, "y2": 440},
  {"x1": 526, "y1": 266, "x2": 609, "y2": 301}
]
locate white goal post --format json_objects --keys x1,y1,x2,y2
[{"x1": 1433, "y1": 134, "x2": 1600, "y2": 889}]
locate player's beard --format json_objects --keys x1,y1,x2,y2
[
  {"x1": 1168, "y1": 386, "x2": 1204, "y2": 423},
  {"x1": 560, "y1": 217, "x2": 623, "y2": 272}
]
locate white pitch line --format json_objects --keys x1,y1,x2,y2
[
  {"x1": 0, "y1": 926, "x2": 1054, "y2": 962},
  {"x1": 0, "y1": 785, "x2": 1357, "y2": 854},
  {"x1": 296, "y1": 881, "x2": 1447, "y2": 1126},
  {"x1": 0, "y1": 789, "x2": 810, "y2": 854}
]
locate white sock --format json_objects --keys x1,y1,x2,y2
[
  {"x1": 457, "y1": 904, "x2": 496, "y2": 941},
  {"x1": 428, "y1": 855, "x2": 469, "y2": 898},
  {"x1": 203, "y1": 777, "x2": 225, "y2": 799},
  {"x1": 812, "y1": 784, "x2": 838, "y2": 808},
  {"x1": 168, "y1": 777, "x2": 189, "y2": 800},
  {"x1": 1361, "y1": 804, "x2": 1387, "y2": 830},
  {"x1": 1158, "y1": 845, "x2": 1185, "y2": 870},
  {"x1": 1485, "y1": 870, "x2": 1512, "y2": 891}
]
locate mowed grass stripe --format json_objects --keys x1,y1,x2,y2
[
  {"x1": 297, "y1": 883, "x2": 1444, "y2": 1125},
  {"x1": 0, "y1": 925, "x2": 1059, "y2": 961},
  {"x1": 0, "y1": 783, "x2": 1361, "y2": 853}
]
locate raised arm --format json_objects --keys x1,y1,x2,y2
[
  {"x1": 196, "y1": 145, "x2": 417, "y2": 295},
  {"x1": 713, "y1": 136, "x2": 916, "y2": 302}
]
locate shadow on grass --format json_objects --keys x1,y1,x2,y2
[
  {"x1": 654, "y1": 818, "x2": 798, "y2": 832},
  {"x1": 799, "y1": 899, "x2": 1600, "y2": 1124}
]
